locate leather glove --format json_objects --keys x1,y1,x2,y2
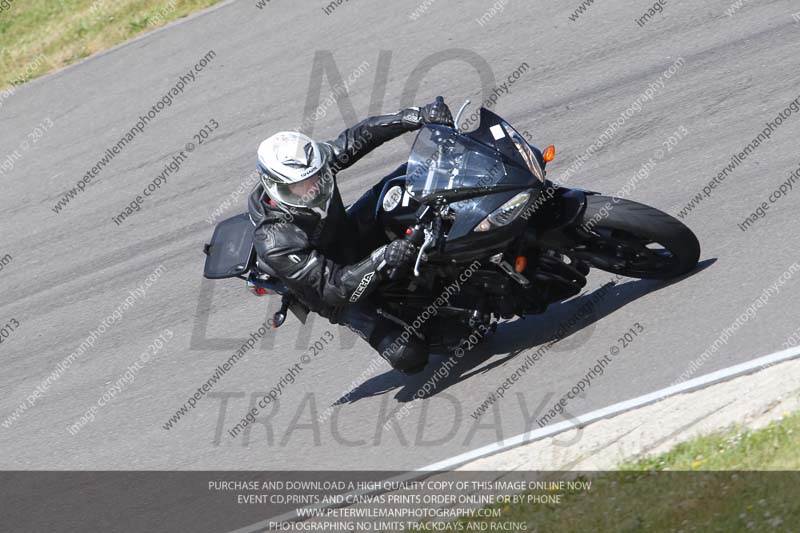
[
  {"x1": 418, "y1": 97, "x2": 454, "y2": 127},
  {"x1": 373, "y1": 239, "x2": 418, "y2": 279},
  {"x1": 383, "y1": 239, "x2": 418, "y2": 269}
]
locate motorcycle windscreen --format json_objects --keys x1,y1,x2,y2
[
  {"x1": 405, "y1": 125, "x2": 508, "y2": 201},
  {"x1": 203, "y1": 213, "x2": 256, "y2": 279},
  {"x1": 405, "y1": 118, "x2": 543, "y2": 240},
  {"x1": 405, "y1": 120, "x2": 538, "y2": 202},
  {"x1": 465, "y1": 107, "x2": 546, "y2": 179}
]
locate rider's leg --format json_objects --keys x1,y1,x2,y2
[
  {"x1": 335, "y1": 299, "x2": 428, "y2": 375},
  {"x1": 338, "y1": 163, "x2": 426, "y2": 373}
]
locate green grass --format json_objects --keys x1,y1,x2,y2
[
  {"x1": 0, "y1": 0, "x2": 224, "y2": 89},
  {"x1": 447, "y1": 411, "x2": 800, "y2": 532},
  {"x1": 624, "y1": 410, "x2": 800, "y2": 471}
]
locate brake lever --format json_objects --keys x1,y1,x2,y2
[{"x1": 413, "y1": 228, "x2": 436, "y2": 278}]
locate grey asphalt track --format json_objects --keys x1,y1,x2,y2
[{"x1": 1, "y1": 0, "x2": 799, "y2": 472}]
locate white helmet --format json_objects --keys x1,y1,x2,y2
[{"x1": 257, "y1": 131, "x2": 334, "y2": 218}]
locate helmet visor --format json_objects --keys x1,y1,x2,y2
[{"x1": 264, "y1": 166, "x2": 334, "y2": 210}]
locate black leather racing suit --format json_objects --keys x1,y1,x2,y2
[{"x1": 248, "y1": 108, "x2": 430, "y2": 373}]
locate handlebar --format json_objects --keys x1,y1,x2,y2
[
  {"x1": 386, "y1": 201, "x2": 445, "y2": 281},
  {"x1": 386, "y1": 223, "x2": 427, "y2": 281}
]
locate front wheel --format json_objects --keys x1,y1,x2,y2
[{"x1": 570, "y1": 195, "x2": 700, "y2": 279}]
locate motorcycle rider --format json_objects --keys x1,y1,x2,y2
[{"x1": 249, "y1": 98, "x2": 454, "y2": 374}]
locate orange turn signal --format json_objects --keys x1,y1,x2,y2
[
  {"x1": 515, "y1": 256, "x2": 527, "y2": 273},
  {"x1": 543, "y1": 145, "x2": 556, "y2": 163}
]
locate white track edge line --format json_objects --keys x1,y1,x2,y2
[
  {"x1": 228, "y1": 345, "x2": 800, "y2": 532},
  {"x1": 422, "y1": 344, "x2": 800, "y2": 471}
]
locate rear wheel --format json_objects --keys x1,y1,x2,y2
[{"x1": 571, "y1": 196, "x2": 700, "y2": 279}]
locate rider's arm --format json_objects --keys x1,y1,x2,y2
[
  {"x1": 323, "y1": 108, "x2": 427, "y2": 172},
  {"x1": 254, "y1": 221, "x2": 384, "y2": 305}
]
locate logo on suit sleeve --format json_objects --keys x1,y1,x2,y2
[{"x1": 349, "y1": 271, "x2": 375, "y2": 302}]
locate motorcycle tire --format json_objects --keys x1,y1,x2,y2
[{"x1": 574, "y1": 195, "x2": 701, "y2": 279}]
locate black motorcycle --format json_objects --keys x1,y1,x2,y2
[{"x1": 203, "y1": 102, "x2": 700, "y2": 350}]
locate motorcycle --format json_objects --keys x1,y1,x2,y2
[{"x1": 203, "y1": 99, "x2": 700, "y2": 351}]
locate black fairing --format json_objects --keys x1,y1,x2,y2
[
  {"x1": 378, "y1": 107, "x2": 547, "y2": 259},
  {"x1": 466, "y1": 108, "x2": 546, "y2": 171},
  {"x1": 373, "y1": 177, "x2": 419, "y2": 239}
]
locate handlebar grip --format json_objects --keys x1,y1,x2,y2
[
  {"x1": 384, "y1": 224, "x2": 425, "y2": 281},
  {"x1": 404, "y1": 225, "x2": 425, "y2": 246}
]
